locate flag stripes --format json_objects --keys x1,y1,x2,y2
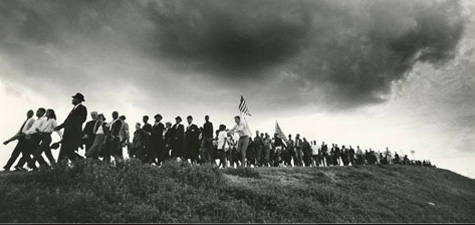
[
  {"x1": 239, "y1": 95, "x2": 252, "y2": 116},
  {"x1": 275, "y1": 121, "x2": 288, "y2": 143}
]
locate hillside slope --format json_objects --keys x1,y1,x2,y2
[{"x1": 0, "y1": 159, "x2": 473, "y2": 223}]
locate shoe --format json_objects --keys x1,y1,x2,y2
[{"x1": 14, "y1": 166, "x2": 26, "y2": 172}]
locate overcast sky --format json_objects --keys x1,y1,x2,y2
[{"x1": 0, "y1": 0, "x2": 474, "y2": 178}]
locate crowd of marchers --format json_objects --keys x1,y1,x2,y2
[{"x1": 2, "y1": 92, "x2": 434, "y2": 171}]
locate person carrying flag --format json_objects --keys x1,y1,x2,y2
[{"x1": 228, "y1": 115, "x2": 252, "y2": 167}]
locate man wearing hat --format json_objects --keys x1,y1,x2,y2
[
  {"x1": 55, "y1": 92, "x2": 88, "y2": 162},
  {"x1": 171, "y1": 116, "x2": 184, "y2": 159}
]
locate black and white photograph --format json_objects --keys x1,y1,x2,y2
[{"x1": 0, "y1": 0, "x2": 474, "y2": 223}]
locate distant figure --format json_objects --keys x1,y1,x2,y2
[
  {"x1": 393, "y1": 152, "x2": 400, "y2": 165},
  {"x1": 294, "y1": 134, "x2": 303, "y2": 167},
  {"x1": 142, "y1": 115, "x2": 152, "y2": 161},
  {"x1": 355, "y1": 146, "x2": 364, "y2": 165},
  {"x1": 55, "y1": 93, "x2": 87, "y2": 162},
  {"x1": 311, "y1": 141, "x2": 319, "y2": 167},
  {"x1": 340, "y1": 145, "x2": 349, "y2": 166},
  {"x1": 254, "y1": 131, "x2": 264, "y2": 167},
  {"x1": 228, "y1": 116, "x2": 252, "y2": 167},
  {"x1": 119, "y1": 115, "x2": 130, "y2": 149},
  {"x1": 333, "y1": 144, "x2": 341, "y2": 166},
  {"x1": 402, "y1": 155, "x2": 410, "y2": 165},
  {"x1": 164, "y1": 122, "x2": 173, "y2": 160},
  {"x1": 246, "y1": 138, "x2": 256, "y2": 167},
  {"x1": 171, "y1": 116, "x2": 185, "y2": 159},
  {"x1": 273, "y1": 133, "x2": 285, "y2": 167},
  {"x1": 104, "y1": 111, "x2": 123, "y2": 163},
  {"x1": 348, "y1": 146, "x2": 355, "y2": 166},
  {"x1": 201, "y1": 115, "x2": 214, "y2": 164},
  {"x1": 320, "y1": 142, "x2": 328, "y2": 166},
  {"x1": 147, "y1": 114, "x2": 165, "y2": 165},
  {"x1": 286, "y1": 134, "x2": 295, "y2": 167},
  {"x1": 185, "y1": 115, "x2": 200, "y2": 164},
  {"x1": 3, "y1": 109, "x2": 35, "y2": 171},
  {"x1": 29, "y1": 109, "x2": 62, "y2": 168},
  {"x1": 228, "y1": 133, "x2": 240, "y2": 168},
  {"x1": 82, "y1": 111, "x2": 98, "y2": 153},
  {"x1": 216, "y1": 124, "x2": 228, "y2": 168},
  {"x1": 262, "y1": 133, "x2": 271, "y2": 167},
  {"x1": 129, "y1": 122, "x2": 144, "y2": 159},
  {"x1": 85, "y1": 113, "x2": 107, "y2": 159},
  {"x1": 302, "y1": 138, "x2": 312, "y2": 167}
]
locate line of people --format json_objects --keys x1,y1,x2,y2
[
  {"x1": 2, "y1": 92, "x2": 434, "y2": 171},
  {"x1": 3, "y1": 93, "x2": 87, "y2": 171}
]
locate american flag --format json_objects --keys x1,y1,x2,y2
[
  {"x1": 239, "y1": 95, "x2": 252, "y2": 116},
  {"x1": 275, "y1": 121, "x2": 288, "y2": 143}
]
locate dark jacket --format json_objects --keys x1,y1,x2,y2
[
  {"x1": 185, "y1": 124, "x2": 200, "y2": 145},
  {"x1": 82, "y1": 119, "x2": 96, "y2": 149},
  {"x1": 109, "y1": 119, "x2": 122, "y2": 137},
  {"x1": 202, "y1": 121, "x2": 214, "y2": 139},
  {"x1": 57, "y1": 104, "x2": 87, "y2": 138}
]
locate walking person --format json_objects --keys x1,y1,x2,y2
[
  {"x1": 311, "y1": 140, "x2": 319, "y2": 167},
  {"x1": 147, "y1": 114, "x2": 165, "y2": 165},
  {"x1": 82, "y1": 111, "x2": 98, "y2": 154},
  {"x1": 185, "y1": 115, "x2": 200, "y2": 164},
  {"x1": 263, "y1": 133, "x2": 271, "y2": 167},
  {"x1": 164, "y1": 122, "x2": 173, "y2": 161},
  {"x1": 2, "y1": 109, "x2": 35, "y2": 171},
  {"x1": 171, "y1": 116, "x2": 185, "y2": 160},
  {"x1": 228, "y1": 116, "x2": 252, "y2": 167},
  {"x1": 216, "y1": 124, "x2": 229, "y2": 168},
  {"x1": 28, "y1": 109, "x2": 62, "y2": 169},
  {"x1": 294, "y1": 134, "x2": 303, "y2": 166},
  {"x1": 119, "y1": 115, "x2": 130, "y2": 154},
  {"x1": 85, "y1": 114, "x2": 107, "y2": 159},
  {"x1": 200, "y1": 115, "x2": 214, "y2": 164},
  {"x1": 141, "y1": 115, "x2": 152, "y2": 161},
  {"x1": 104, "y1": 111, "x2": 123, "y2": 163},
  {"x1": 253, "y1": 131, "x2": 264, "y2": 167},
  {"x1": 55, "y1": 93, "x2": 87, "y2": 162},
  {"x1": 302, "y1": 138, "x2": 312, "y2": 166},
  {"x1": 19, "y1": 108, "x2": 47, "y2": 170}
]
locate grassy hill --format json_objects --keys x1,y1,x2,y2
[{"x1": 0, "y1": 159, "x2": 473, "y2": 223}]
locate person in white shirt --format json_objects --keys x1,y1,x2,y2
[
  {"x1": 16, "y1": 108, "x2": 46, "y2": 170},
  {"x1": 29, "y1": 109, "x2": 62, "y2": 169},
  {"x1": 311, "y1": 140, "x2": 319, "y2": 167},
  {"x1": 3, "y1": 109, "x2": 35, "y2": 171},
  {"x1": 228, "y1": 132, "x2": 240, "y2": 168},
  {"x1": 216, "y1": 124, "x2": 229, "y2": 168},
  {"x1": 227, "y1": 116, "x2": 252, "y2": 167}
]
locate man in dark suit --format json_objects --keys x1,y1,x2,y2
[
  {"x1": 171, "y1": 116, "x2": 184, "y2": 160},
  {"x1": 200, "y1": 115, "x2": 214, "y2": 164},
  {"x1": 147, "y1": 114, "x2": 165, "y2": 165},
  {"x1": 82, "y1": 111, "x2": 98, "y2": 153},
  {"x1": 55, "y1": 93, "x2": 87, "y2": 162},
  {"x1": 164, "y1": 122, "x2": 173, "y2": 160},
  {"x1": 141, "y1": 115, "x2": 152, "y2": 162},
  {"x1": 185, "y1": 115, "x2": 200, "y2": 165},
  {"x1": 104, "y1": 111, "x2": 123, "y2": 163}
]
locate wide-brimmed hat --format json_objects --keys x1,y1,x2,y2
[{"x1": 72, "y1": 93, "x2": 85, "y2": 102}]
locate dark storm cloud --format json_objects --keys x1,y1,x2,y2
[
  {"x1": 140, "y1": 0, "x2": 466, "y2": 108},
  {"x1": 141, "y1": 0, "x2": 313, "y2": 77},
  {"x1": 0, "y1": 0, "x2": 467, "y2": 110}
]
